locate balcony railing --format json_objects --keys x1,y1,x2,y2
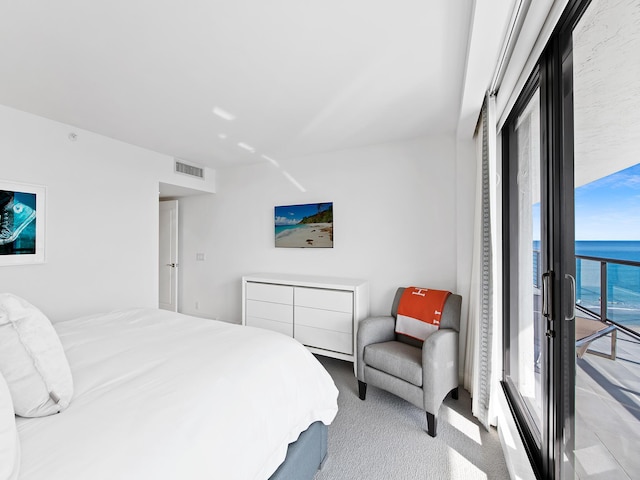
[
  {"x1": 576, "y1": 254, "x2": 640, "y2": 339},
  {"x1": 533, "y1": 249, "x2": 541, "y2": 289},
  {"x1": 531, "y1": 250, "x2": 640, "y2": 340}
]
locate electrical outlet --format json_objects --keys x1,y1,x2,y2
[{"x1": 196, "y1": 253, "x2": 205, "y2": 261}]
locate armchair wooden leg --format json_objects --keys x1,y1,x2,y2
[
  {"x1": 451, "y1": 387, "x2": 459, "y2": 400},
  {"x1": 426, "y1": 412, "x2": 437, "y2": 437},
  {"x1": 358, "y1": 380, "x2": 367, "y2": 400}
]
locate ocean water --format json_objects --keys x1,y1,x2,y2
[
  {"x1": 575, "y1": 240, "x2": 640, "y2": 263},
  {"x1": 275, "y1": 225, "x2": 302, "y2": 236}
]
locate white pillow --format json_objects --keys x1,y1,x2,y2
[
  {"x1": 0, "y1": 293, "x2": 73, "y2": 417},
  {"x1": 0, "y1": 370, "x2": 20, "y2": 480}
]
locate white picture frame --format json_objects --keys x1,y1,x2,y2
[{"x1": 0, "y1": 180, "x2": 46, "y2": 266}]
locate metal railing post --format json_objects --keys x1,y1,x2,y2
[{"x1": 600, "y1": 260, "x2": 607, "y2": 323}]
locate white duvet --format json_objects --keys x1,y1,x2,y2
[{"x1": 15, "y1": 309, "x2": 338, "y2": 480}]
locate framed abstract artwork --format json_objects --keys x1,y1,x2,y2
[{"x1": 0, "y1": 181, "x2": 46, "y2": 265}]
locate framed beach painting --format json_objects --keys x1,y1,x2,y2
[
  {"x1": 0, "y1": 181, "x2": 46, "y2": 265},
  {"x1": 275, "y1": 202, "x2": 333, "y2": 248}
]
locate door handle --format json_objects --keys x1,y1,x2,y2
[
  {"x1": 165, "y1": 263, "x2": 178, "y2": 268},
  {"x1": 565, "y1": 273, "x2": 576, "y2": 321},
  {"x1": 542, "y1": 272, "x2": 551, "y2": 318}
]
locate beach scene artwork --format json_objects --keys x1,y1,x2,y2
[{"x1": 275, "y1": 202, "x2": 333, "y2": 248}]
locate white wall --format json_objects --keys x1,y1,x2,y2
[
  {"x1": 0, "y1": 103, "x2": 475, "y2": 326},
  {"x1": 179, "y1": 136, "x2": 465, "y2": 323},
  {"x1": 0, "y1": 105, "x2": 215, "y2": 321}
]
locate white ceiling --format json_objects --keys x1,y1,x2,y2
[{"x1": 0, "y1": 1, "x2": 513, "y2": 170}]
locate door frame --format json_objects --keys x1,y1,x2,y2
[
  {"x1": 501, "y1": 68, "x2": 546, "y2": 478},
  {"x1": 159, "y1": 199, "x2": 179, "y2": 312},
  {"x1": 500, "y1": 0, "x2": 594, "y2": 478}
]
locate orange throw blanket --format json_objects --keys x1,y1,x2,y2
[{"x1": 395, "y1": 287, "x2": 451, "y2": 342}]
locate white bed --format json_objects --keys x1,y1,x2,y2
[{"x1": 13, "y1": 308, "x2": 339, "y2": 480}]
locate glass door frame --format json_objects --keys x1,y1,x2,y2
[
  {"x1": 501, "y1": 0, "x2": 593, "y2": 478},
  {"x1": 501, "y1": 68, "x2": 546, "y2": 479},
  {"x1": 542, "y1": 16, "x2": 574, "y2": 478}
]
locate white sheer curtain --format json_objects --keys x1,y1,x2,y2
[{"x1": 463, "y1": 93, "x2": 501, "y2": 429}]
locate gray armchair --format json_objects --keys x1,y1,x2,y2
[{"x1": 356, "y1": 287, "x2": 461, "y2": 437}]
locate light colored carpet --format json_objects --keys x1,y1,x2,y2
[{"x1": 314, "y1": 356, "x2": 509, "y2": 480}]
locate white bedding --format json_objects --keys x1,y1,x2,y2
[{"x1": 15, "y1": 309, "x2": 339, "y2": 480}]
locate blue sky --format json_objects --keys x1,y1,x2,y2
[
  {"x1": 274, "y1": 202, "x2": 332, "y2": 226},
  {"x1": 532, "y1": 163, "x2": 640, "y2": 241},
  {"x1": 575, "y1": 163, "x2": 640, "y2": 240}
]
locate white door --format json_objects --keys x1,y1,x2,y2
[{"x1": 159, "y1": 200, "x2": 178, "y2": 311}]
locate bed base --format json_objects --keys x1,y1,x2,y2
[{"x1": 268, "y1": 421, "x2": 328, "y2": 480}]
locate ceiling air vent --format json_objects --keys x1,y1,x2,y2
[{"x1": 175, "y1": 160, "x2": 204, "y2": 179}]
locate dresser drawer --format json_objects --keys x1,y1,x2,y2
[
  {"x1": 246, "y1": 316, "x2": 293, "y2": 337},
  {"x1": 294, "y1": 287, "x2": 353, "y2": 313},
  {"x1": 242, "y1": 274, "x2": 368, "y2": 368},
  {"x1": 294, "y1": 306, "x2": 352, "y2": 333},
  {"x1": 246, "y1": 299, "x2": 293, "y2": 323},
  {"x1": 246, "y1": 282, "x2": 293, "y2": 304},
  {"x1": 295, "y1": 325, "x2": 353, "y2": 355}
]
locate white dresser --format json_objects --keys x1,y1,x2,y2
[{"x1": 242, "y1": 273, "x2": 369, "y2": 368}]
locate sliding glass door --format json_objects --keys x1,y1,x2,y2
[
  {"x1": 571, "y1": 0, "x2": 640, "y2": 477},
  {"x1": 502, "y1": 67, "x2": 573, "y2": 479},
  {"x1": 502, "y1": 1, "x2": 582, "y2": 478},
  {"x1": 503, "y1": 81, "x2": 545, "y2": 476},
  {"x1": 503, "y1": 0, "x2": 640, "y2": 478}
]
